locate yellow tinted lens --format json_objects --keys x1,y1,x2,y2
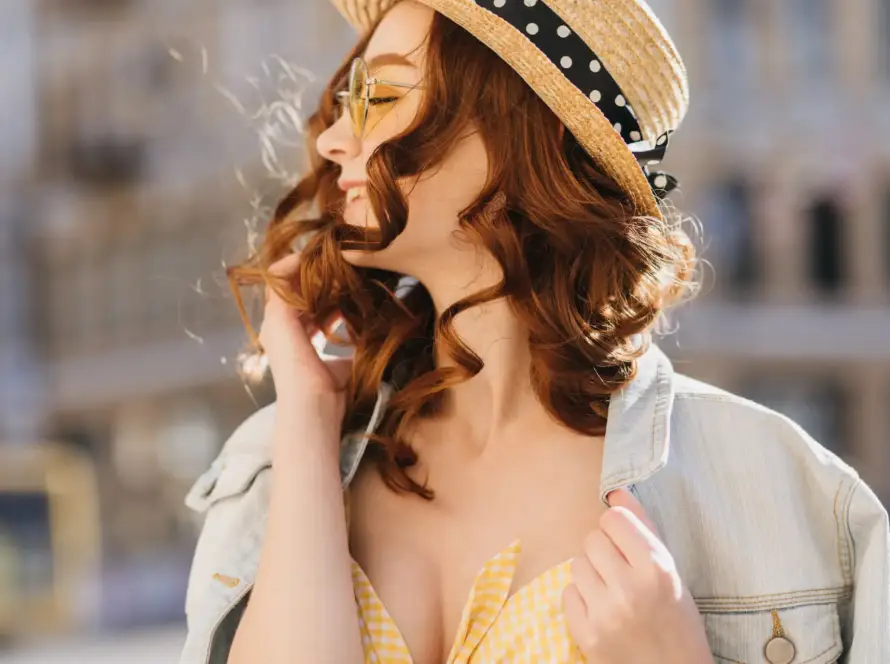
[
  {"x1": 349, "y1": 58, "x2": 369, "y2": 138},
  {"x1": 363, "y1": 84, "x2": 401, "y2": 136}
]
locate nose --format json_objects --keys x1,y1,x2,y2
[{"x1": 316, "y1": 111, "x2": 363, "y2": 167}]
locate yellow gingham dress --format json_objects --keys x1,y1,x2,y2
[{"x1": 350, "y1": 540, "x2": 587, "y2": 663}]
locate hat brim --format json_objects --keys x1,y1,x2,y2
[{"x1": 332, "y1": 0, "x2": 664, "y2": 219}]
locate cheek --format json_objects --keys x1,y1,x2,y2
[{"x1": 343, "y1": 130, "x2": 488, "y2": 251}]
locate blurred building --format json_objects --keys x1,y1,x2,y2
[
  {"x1": 0, "y1": 0, "x2": 888, "y2": 638},
  {"x1": 650, "y1": 0, "x2": 890, "y2": 507},
  {"x1": 0, "y1": 0, "x2": 356, "y2": 635}
]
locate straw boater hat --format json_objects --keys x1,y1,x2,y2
[{"x1": 327, "y1": 0, "x2": 688, "y2": 220}]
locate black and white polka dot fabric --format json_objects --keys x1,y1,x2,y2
[{"x1": 474, "y1": 0, "x2": 677, "y2": 199}]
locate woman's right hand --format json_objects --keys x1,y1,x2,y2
[{"x1": 258, "y1": 252, "x2": 353, "y2": 417}]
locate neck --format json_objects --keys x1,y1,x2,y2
[{"x1": 413, "y1": 257, "x2": 552, "y2": 454}]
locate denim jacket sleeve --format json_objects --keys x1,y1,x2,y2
[
  {"x1": 179, "y1": 404, "x2": 276, "y2": 664},
  {"x1": 842, "y1": 477, "x2": 890, "y2": 662}
]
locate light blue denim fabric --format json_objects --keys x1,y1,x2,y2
[{"x1": 179, "y1": 345, "x2": 889, "y2": 664}]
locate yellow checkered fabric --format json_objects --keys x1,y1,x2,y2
[{"x1": 351, "y1": 540, "x2": 587, "y2": 663}]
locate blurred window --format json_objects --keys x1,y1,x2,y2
[
  {"x1": 885, "y1": 185, "x2": 890, "y2": 291},
  {"x1": 807, "y1": 196, "x2": 846, "y2": 297},
  {"x1": 48, "y1": 266, "x2": 78, "y2": 355},
  {"x1": 739, "y1": 376, "x2": 848, "y2": 458},
  {"x1": 0, "y1": 445, "x2": 101, "y2": 635},
  {"x1": 0, "y1": 0, "x2": 36, "y2": 176},
  {"x1": 704, "y1": 178, "x2": 758, "y2": 296},
  {"x1": 109, "y1": 249, "x2": 138, "y2": 343},
  {"x1": 0, "y1": 493, "x2": 53, "y2": 600},
  {"x1": 786, "y1": 0, "x2": 834, "y2": 88},
  {"x1": 883, "y1": 0, "x2": 890, "y2": 81},
  {"x1": 72, "y1": 252, "x2": 108, "y2": 352},
  {"x1": 53, "y1": 24, "x2": 158, "y2": 188},
  {"x1": 709, "y1": 0, "x2": 759, "y2": 105}
]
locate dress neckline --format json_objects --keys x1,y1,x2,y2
[{"x1": 350, "y1": 539, "x2": 575, "y2": 663}]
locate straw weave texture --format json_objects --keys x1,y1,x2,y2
[{"x1": 327, "y1": 0, "x2": 689, "y2": 218}]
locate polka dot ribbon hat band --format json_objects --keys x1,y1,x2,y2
[{"x1": 328, "y1": 0, "x2": 690, "y2": 220}]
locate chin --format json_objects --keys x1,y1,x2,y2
[
  {"x1": 341, "y1": 250, "x2": 404, "y2": 275},
  {"x1": 340, "y1": 247, "x2": 380, "y2": 268},
  {"x1": 340, "y1": 240, "x2": 412, "y2": 274}
]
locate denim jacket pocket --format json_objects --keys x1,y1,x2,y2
[{"x1": 701, "y1": 599, "x2": 843, "y2": 664}]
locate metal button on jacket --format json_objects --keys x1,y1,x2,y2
[{"x1": 764, "y1": 636, "x2": 796, "y2": 664}]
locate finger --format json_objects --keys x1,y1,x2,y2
[
  {"x1": 582, "y1": 528, "x2": 631, "y2": 591},
  {"x1": 599, "y1": 506, "x2": 664, "y2": 569},
  {"x1": 561, "y1": 583, "x2": 593, "y2": 649},
  {"x1": 605, "y1": 487, "x2": 660, "y2": 537},
  {"x1": 264, "y1": 253, "x2": 302, "y2": 303},
  {"x1": 569, "y1": 555, "x2": 605, "y2": 613}
]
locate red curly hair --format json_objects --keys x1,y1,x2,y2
[{"x1": 226, "y1": 12, "x2": 697, "y2": 499}]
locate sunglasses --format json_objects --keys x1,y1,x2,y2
[{"x1": 334, "y1": 57, "x2": 425, "y2": 139}]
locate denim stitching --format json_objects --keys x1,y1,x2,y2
[
  {"x1": 601, "y1": 350, "x2": 672, "y2": 488},
  {"x1": 675, "y1": 394, "x2": 749, "y2": 404},
  {"x1": 832, "y1": 478, "x2": 856, "y2": 588},
  {"x1": 840, "y1": 477, "x2": 857, "y2": 586},
  {"x1": 696, "y1": 587, "x2": 849, "y2": 602},
  {"x1": 697, "y1": 599, "x2": 845, "y2": 613},
  {"x1": 648, "y1": 358, "x2": 661, "y2": 481},
  {"x1": 695, "y1": 587, "x2": 851, "y2": 613},
  {"x1": 840, "y1": 479, "x2": 855, "y2": 585},
  {"x1": 708, "y1": 603, "x2": 841, "y2": 664},
  {"x1": 697, "y1": 587, "x2": 849, "y2": 602},
  {"x1": 652, "y1": 356, "x2": 670, "y2": 466},
  {"x1": 833, "y1": 482, "x2": 846, "y2": 587}
]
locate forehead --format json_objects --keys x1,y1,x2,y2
[{"x1": 363, "y1": 1, "x2": 434, "y2": 68}]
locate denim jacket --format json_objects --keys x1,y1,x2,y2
[{"x1": 179, "y1": 345, "x2": 890, "y2": 664}]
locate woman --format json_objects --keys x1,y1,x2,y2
[{"x1": 180, "y1": 1, "x2": 889, "y2": 663}]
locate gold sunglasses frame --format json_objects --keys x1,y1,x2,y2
[{"x1": 334, "y1": 57, "x2": 425, "y2": 138}]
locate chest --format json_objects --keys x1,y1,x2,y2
[{"x1": 346, "y1": 433, "x2": 606, "y2": 663}]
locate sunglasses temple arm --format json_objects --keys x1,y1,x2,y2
[{"x1": 368, "y1": 77, "x2": 425, "y2": 90}]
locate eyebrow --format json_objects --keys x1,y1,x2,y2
[{"x1": 365, "y1": 52, "x2": 417, "y2": 71}]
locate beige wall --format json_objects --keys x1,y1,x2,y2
[{"x1": 660, "y1": 0, "x2": 890, "y2": 500}]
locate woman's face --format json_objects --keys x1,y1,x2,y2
[{"x1": 316, "y1": 1, "x2": 490, "y2": 278}]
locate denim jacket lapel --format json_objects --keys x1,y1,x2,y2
[{"x1": 598, "y1": 343, "x2": 675, "y2": 503}]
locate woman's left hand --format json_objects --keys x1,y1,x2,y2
[{"x1": 562, "y1": 487, "x2": 714, "y2": 664}]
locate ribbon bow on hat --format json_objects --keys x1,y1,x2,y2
[{"x1": 632, "y1": 130, "x2": 679, "y2": 200}]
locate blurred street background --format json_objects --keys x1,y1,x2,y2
[{"x1": 1, "y1": 0, "x2": 889, "y2": 660}]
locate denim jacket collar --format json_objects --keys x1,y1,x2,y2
[
  {"x1": 339, "y1": 342, "x2": 676, "y2": 501},
  {"x1": 597, "y1": 342, "x2": 675, "y2": 503}
]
